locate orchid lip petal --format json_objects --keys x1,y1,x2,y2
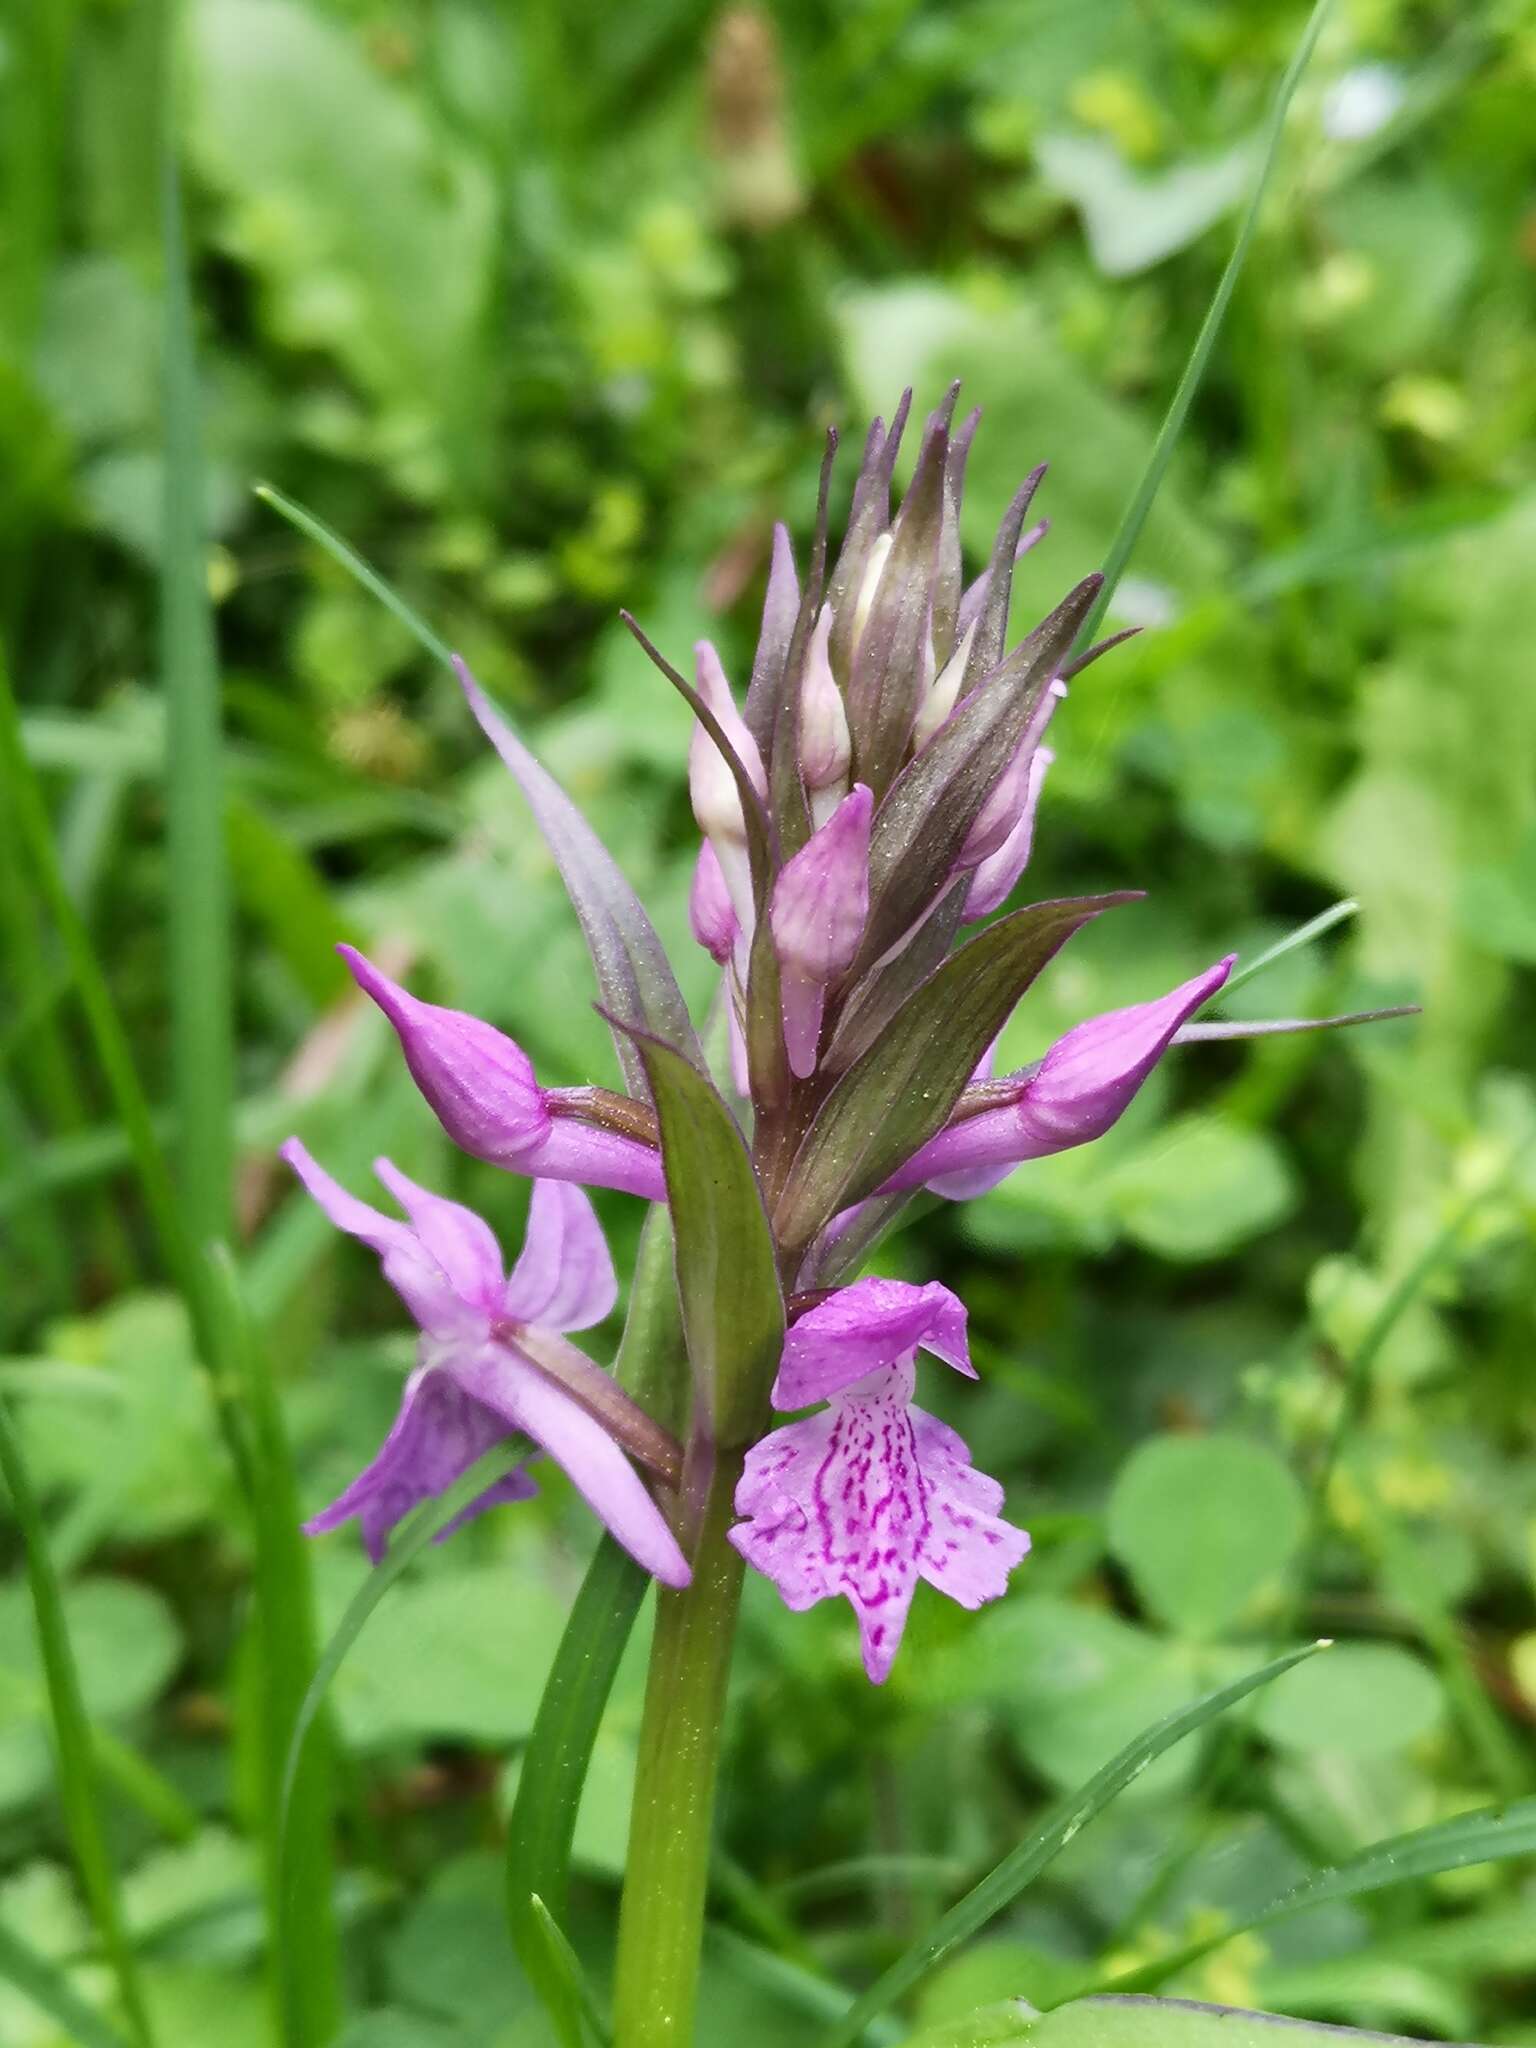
[{"x1": 731, "y1": 1358, "x2": 1028, "y2": 1684}]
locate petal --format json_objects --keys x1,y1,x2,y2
[
  {"x1": 340, "y1": 946, "x2": 552, "y2": 1171},
  {"x1": 303, "y1": 1364, "x2": 535, "y2": 1563},
  {"x1": 454, "y1": 1347, "x2": 690, "y2": 1588},
  {"x1": 730, "y1": 1363, "x2": 923, "y2": 1683},
  {"x1": 689, "y1": 840, "x2": 738, "y2": 965},
  {"x1": 774, "y1": 1276, "x2": 974, "y2": 1410},
  {"x1": 281, "y1": 1139, "x2": 465, "y2": 1337},
  {"x1": 769, "y1": 783, "x2": 872, "y2": 986},
  {"x1": 911, "y1": 1407, "x2": 1031, "y2": 1607},
  {"x1": 502, "y1": 1179, "x2": 617, "y2": 1333},
  {"x1": 372, "y1": 1157, "x2": 505, "y2": 1315},
  {"x1": 531, "y1": 1118, "x2": 668, "y2": 1203}
]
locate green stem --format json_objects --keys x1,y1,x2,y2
[{"x1": 612, "y1": 1448, "x2": 747, "y2": 2048}]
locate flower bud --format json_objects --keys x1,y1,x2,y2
[
  {"x1": 688, "y1": 640, "x2": 764, "y2": 932},
  {"x1": 881, "y1": 956, "x2": 1236, "y2": 1195},
  {"x1": 963, "y1": 746, "x2": 1053, "y2": 922},
  {"x1": 341, "y1": 946, "x2": 666, "y2": 1200},
  {"x1": 769, "y1": 783, "x2": 873, "y2": 1078},
  {"x1": 911, "y1": 617, "x2": 977, "y2": 750},
  {"x1": 689, "y1": 840, "x2": 738, "y2": 965},
  {"x1": 799, "y1": 607, "x2": 851, "y2": 819},
  {"x1": 849, "y1": 531, "x2": 893, "y2": 661}
]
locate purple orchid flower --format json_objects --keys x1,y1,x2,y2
[
  {"x1": 883, "y1": 956, "x2": 1236, "y2": 1199},
  {"x1": 282, "y1": 1141, "x2": 690, "y2": 1586},
  {"x1": 339, "y1": 946, "x2": 666, "y2": 1202},
  {"x1": 730, "y1": 1278, "x2": 1030, "y2": 1683}
]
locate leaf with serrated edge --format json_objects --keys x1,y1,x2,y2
[{"x1": 775, "y1": 892, "x2": 1135, "y2": 1253}]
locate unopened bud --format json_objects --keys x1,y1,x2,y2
[
  {"x1": 689, "y1": 640, "x2": 765, "y2": 931},
  {"x1": 799, "y1": 607, "x2": 851, "y2": 813},
  {"x1": 770, "y1": 784, "x2": 873, "y2": 1078},
  {"x1": 849, "y1": 532, "x2": 893, "y2": 662},
  {"x1": 912, "y1": 618, "x2": 977, "y2": 750},
  {"x1": 689, "y1": 840, "x2": 739, "y2": 965}
]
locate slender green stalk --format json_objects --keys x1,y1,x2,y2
[
  {"x1": 161, "y1": 139, "x2": 233, "y2": 1248},
  {"x1": 0, "y1": 1398, "x2": 156, "y2": 2048},
  {"x1": 612, "y1": 1451, "x2": 749, "y2": 2048},
  {"x1": 1075, "y1": 0, "x2": 1333, "y2": 652}
]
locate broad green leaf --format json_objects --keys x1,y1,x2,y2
[
  {"x1": 816, "y1": 1642, "x2": 1324, "y2": 2046},
  {"x1": 776, "y1": 895, "x2": 1132, "y2": 1254},
  {"x1": 1253, "y1": 1643, "x2": 1444, "y2": 1757},
  {"x1": 1107, "y1": 1434, "x2": 1305, "y2": 1637},
  {"x1": 622, "y1": 1026, "x2": 783, "y2": 1446}
]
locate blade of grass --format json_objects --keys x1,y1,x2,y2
[
  {"x1": 505, "y1": 1211, "x2": 685, "y2": 2045},
  {"x1": 1086, "y1": 1797, "x2": 1536, "y2": 2001},
  {"x1": 1205, "y1": 900, "x2": 1358, "y2": 1007},
  {"x1": 253, "y1": 483, "x2": 453, "y2": 667},
  {"x1": 1075, "y1": 0, "x2": 1333, "y2": 653},
  {"x1": 0, "y1": 1917, "x2": 133, "y2": 2048},
  {"x1": 161, "y1": 141, "x2": 232, "y2": 1249},
  {"x1": 204, "y1": 1250, "x2": 341, "y2": 2048},
  {"x1": 0, "y1": 1397, "x2": 156, "y2": 2048},
  {"x1": 817, "y1": 1642, "x2": 1327, "y2": 2048},
  {"x1": 528, "y1": 1896, "x2": 612, "y2": 2048},
  {"x1": 278, "y1": 1432, "x2": 534, "y2": 1877}
]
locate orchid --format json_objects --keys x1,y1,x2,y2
[
  {"x1": 732, "y1": 1279, "x2": 1030, "y2": 1681},
  {"x1": 282, "y1": 1143, "x2": 689, "y2": 1586},
  {"x1": 284, "y1": 386, "x2": 1409, "y2": 2048}
]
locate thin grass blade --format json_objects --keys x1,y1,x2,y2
[
  {"x1": 528, "y1": 1895, "x2": 612, "y2": 2048},
  {"x1": 1092, "y1": 1797, "x2": 1536, "y2": 2000},
  {"x1": 1075, "y1": 0, "x2": 1333, "y2": 652},
  {"x1": 1211, "y1": 899, "x2": 1358, "y2": 1006},
  {"x1": 0, "y1": 1917, "x2": 134, "y2": 2048},
  {"x1": 0, "y1": 1398, "x2": 155, "y2": 2048},
  {"x1": 817, "y1": 1642, "x2": 1326, "y2": 2047},
  {"x1": 253, "y1": 482, "x2": 454, "y2": 665}
]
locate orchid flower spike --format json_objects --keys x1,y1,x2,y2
[
  {"x1": 731, "y1": 1278, "x2": 1029, "y2": 1682},
  {"x1": 884, "y1": 956, "x2": 1236, "y2": 1198},
  {"x1": 340, "y1": 946, "x2": 665, "y2": 1202},
  {"x1": 283, "y1": 1143, "x2": 689, "y2": 1586}
]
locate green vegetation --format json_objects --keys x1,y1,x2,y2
[{"x1": 2, "y1": 2, "x2": 1533, "y2": 2043}]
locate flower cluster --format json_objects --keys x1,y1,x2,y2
[{"x1": 289, "y1": 390, "x2": 1243, "y2": 1680}]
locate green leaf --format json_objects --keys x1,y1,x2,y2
[
  {"x1": 1107, "y1": 1434, "x2": 1305, "y2": 1638},
  {"x1": 619, "y1": 1023, "x2": 784, "y2": 1446},
  {"x1": 0, "y1": 1915, "x2": 133, "y2": 2048},
  {"x1": 0, "y1": 1402, "x2": 155, "y2": 2045},
  {"x1": 1252, "y1": 1642, "x2": 1443, "y2": 1757},
  {"x1": 1103, "y1": 1116, "x2": 1297, "y2": 1262},
  {"x1": 1016, "y1": 1995, "x2": 1467, "y2": 2048},
  {"x1": 1095, "y1": 1798, "x2": 1536, "y2": 2000},
  {"x1": 816, "y1": 1642, "x2": 1325, "y2": 2047},
  {"x1": 776, "y1": 894, "x2": 1132, "y2": 1254}
]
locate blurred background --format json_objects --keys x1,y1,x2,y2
[{"x1": 3, "y1": 1, "x2": 1536, "y2": 2043}]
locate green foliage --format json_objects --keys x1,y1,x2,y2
[{"x1": 4, "y1": 0, "x2": 1535, "y2": 2041}]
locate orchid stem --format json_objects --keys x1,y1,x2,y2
[{"x1": 612, "y1": 1448, "x2": 747, "y2": 2048}]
